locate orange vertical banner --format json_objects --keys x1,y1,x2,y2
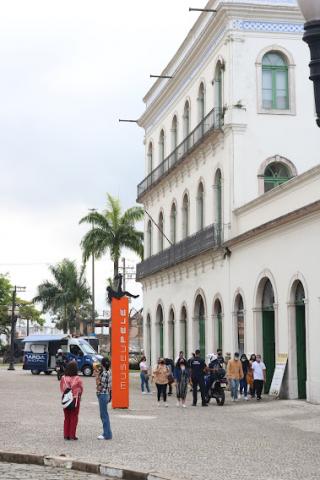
[{"x1": 111, "y1": 297, "x2": 129, "y2": 409}]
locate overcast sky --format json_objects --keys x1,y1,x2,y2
[{"x1": 0, "y1": 0, "x2": 206, "y2": 321}]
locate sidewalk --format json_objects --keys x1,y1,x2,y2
[{"x1": 1, "y1": 369, "x2": 320, "y2": 480}]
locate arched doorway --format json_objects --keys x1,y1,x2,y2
[
  {"x1": 180, "y1": 306, "x2": 187, "y2": 356},
  {"x1": 295, "y1": 281, "x2": 306, "y2": 399},
  {"x1": 262, "y1": 279, "x2": 275, "y2": 393},
  {"x1": 168, "y1": 308, "x2": 175, "y2": 360},
  {"x1": 194, "y1": 294, "x2": 206, "y2": 357},
  {"x1": 235, "y1": 294, "x2": 244, "y2": 354},
  {"x1": 146, "y1": 314, "x2": 152, "y2": 364},
  {"x1": 156, "y1": 305, "x2": 164, "y2": 359},
  {"x1": 213, "y1": 299, "x2": 223, "y2": 351}
]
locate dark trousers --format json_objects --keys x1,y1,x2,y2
[
  {"x1": 63, "y1": 402, "x2": 80, "y2": 439},
  {"x1": 240, "y1": 378, "x2": 248, "y2": 396},
  {"x1": 192, "y1": 376, "x2": 206, "y2": 405},
  {"x1": 156, "y1": 383, "x2": 167, "y2": 402},
  {"x1": 253, "y1": 380, "x2": 264, "y2": 399}
]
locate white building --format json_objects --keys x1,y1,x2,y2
[{"x1": 136, "y1": 0, "x2": 320, "y2": 402}]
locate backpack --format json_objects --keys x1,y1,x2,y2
[{"x1": 61, "y1": 378, "x2": 76, "y2": 410}]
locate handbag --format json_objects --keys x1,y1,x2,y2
[
  {"x1": 61, "y1": 378, "x2": 76, "y2": 410},
  {"x1": 167, "y1": 373, "x2": 174, "y2": 385}
]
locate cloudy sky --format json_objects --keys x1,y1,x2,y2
[{"x1": 0, "y1": 0, "x2": 206, "y2": 321}]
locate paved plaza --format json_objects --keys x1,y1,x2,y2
[
  {"x1": 0, "y1": 463, "x2": 104, "y2": 480},
  {"x1": 1, "y1": 369, "x2": 320, "y2": 480}
]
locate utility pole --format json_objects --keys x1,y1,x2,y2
[
  {"x1": 8, "y1": 285, "x2": 26, "y2": 371},
  {"x1": 122, "y1": 257, "x2": 126, "y2": 292},
  {"x1": 89, "y1": 208, "x2": 96, "y2": 334}
]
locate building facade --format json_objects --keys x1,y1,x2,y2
[{"x1": 136, "y1": 0, "x2": 320, "y2": 402}]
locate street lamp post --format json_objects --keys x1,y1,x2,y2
[
  {"x1": 89, "y1": 208, "x2": 97, "y2": 334},
  {"x1": 8, "y1": 285, "x2": 26, "y2": 371},
  {"x1": 298, "y1": 0, "x2": 320, "y2": 126}
]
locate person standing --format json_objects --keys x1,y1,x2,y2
[
  {"x1": 96, "y1": 357, "x2": 112, "y2": 440},
  {"x1": 139, "y1": 356, "x2": 151, "y2": 394},
  {"x1": 60, "y1": 361, "x2": 83, "y2": 440},
  {"x1": 252, "y1": 355, "x2": 266, "y2": 401},
  {"x1": 165, "y1": 358, "x2": 174, "y2": 396},
  {"x1": 227, "y1": 352, "x2": 244, "y2": 402},
  {"x1": 239, "y1": 354, "x2": 250, "y2": 400},
  {"x1": 248, "y1": 354, "x2": 256, "y2": 398},
  {"x1": 190, "y1": 349, "x2": 208, "y2": 407},
  {"x1": 174, "y1": 359, "x2": 190, "y2": 407},
  {"x1": 152, "y1": 358, "x2": 169, "y2": 407}
]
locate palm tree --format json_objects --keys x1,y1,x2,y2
[
  {"x1": 79, "y1": 194, "x2": 144, "y2": 280},
  {"x1": 33, "y1": 259, "x2": 91, "y2": 334}
]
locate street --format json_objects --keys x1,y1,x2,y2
[
  {"x1": 0, "y1": 463, "x2": 104, "y2": 480},
  {"x1": 1, "y1": 369, "x2": 320, "y2": 480}
]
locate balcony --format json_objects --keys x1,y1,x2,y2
[
  {"x1": 136, "y1": 223, "x2": 223, "y2": 280},
  {"x1": 137, "y1": 107, "x2": 222, "y2": 201}
]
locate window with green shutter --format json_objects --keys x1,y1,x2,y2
[
  {"x1": 264, "y1": 162, "x2": 291, "y2": 192},
  {"x1": 262, "y1": 52, "x2": 289, "y2": 110}
]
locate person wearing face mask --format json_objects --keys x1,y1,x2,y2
[
  {"x1": 174, "y1": 359, "x2": 190, "y2": 408},
  {"x1": 248, "y1": 354, "x2": 256, "y2": 398},
  {"x1": 251, "y1": 354, "x2": 266, "y2": 401},
  {"x1": 152, "y1": 358, "x2": 169, "y2": 407},
  {"x1": 239, "y1": 354, "x2": 250, "y2": 400},
  {"x1": 227, "y1": 352, "x2": 244, "y2": 402}
]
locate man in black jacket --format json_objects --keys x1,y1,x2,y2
[{"x1": 189, "y1": 349, "x2": 208, "y2": 406}]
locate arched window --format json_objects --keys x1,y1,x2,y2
[
  {"x1": 214, "y1": 169, "x2": 222, "y2": 238},
  {"x1": 194, "y1": 294, "x2": 206, "y2": 357},
  {"x1": 197, "y1": 182, "x2": 204, "y2": 231},
  {"x1": 147, "y1": 142, "x2": 153, "y2": 175},
  {"x1": 159, "y1": 129, "x2": 165, "y2": 163},
  {"x1": 158, "y1": 211, "x2": 164, "y2": 252},
  {"x1": 169, "y1": 308, "x2": 175, "y2": 360},
  {"x1": 262, "y1": 279, "x2": 275, "y2": 310},
  {"x1": 146, "y1": 220, "x2": 152, "y2": 258},
  {"x1": 156, "y1": 305, "x2": 164, "y2": 358},
  {"x1": 171, "y1": 115, "x2": 178, "y2": 150},
  {"x1": 262, "y1": 52, "x2": 289, "y2": 110},
  {"x1": 214, "y1": 62, "x2": 223, "y2": 124},
  {"x1": 183, "y1": 101, "x2": 190, "y2": 138},
  {"x1": 170, "y1": 203, "x2": 177, "y2": 244},
  {"x1": 264, "y1": 162, "x2": 291, "y2": 192},
  {"x1": 198, "y1": 83, "x2": 205, "y2": 121},
  {"x1": 182, "y1": 193, "x2": 189, "y2": 238}
]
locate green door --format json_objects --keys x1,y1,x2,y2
[
  {"x1": 160, "y1": 322, "x2": 164, "y2": 358},
  {"x1": 199, "y1": 316, "x2": 205, "y2": 358},
  {"x1": 217, "y1": 313, "x2": 223, "y2": 351},
  {"x1": 262, "y1": 310, "x2": 275, "y2": 393},
  {"x1": 296, "y1": 305, "x2": 307, "y2": 399}
]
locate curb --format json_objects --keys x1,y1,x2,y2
[{"x1": 0, "y1": 451, "x2": 177, "y2": 480}]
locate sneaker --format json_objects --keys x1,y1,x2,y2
[
  {"x1": 97, "y1": 435, "x2": 105, "y2": 440},
  {"x1": 164, "y1": 402, "x2": 169, "y2": 408},
  {"x1": 142, "y1": 392, "x2": 147, "y2": 395},
  {"x1": 232, "y1": 398, "x2": 235, "y2": 402},
  {"x1": 157, "y1": 402, "x2": 161, "y2": 407},
  {"x1": 244, "y1": 396, "x2": 248, "y2": 401},
  {"x1": 234, "y1": 398, "x2": 239, "y2": 402},
  {"x1": 182, "y1": 404, "x2": 186, "y2": 408},
  {"x1": 192, "y1": 403, "x2": 197, "y2": 407}
]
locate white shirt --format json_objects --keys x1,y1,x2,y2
[
  {"x1": 252, "y1": 361, "x2": 266, "y2": 380},
  {"x1": 139, "y1": 361, "x2": 148, "y2": 372}
]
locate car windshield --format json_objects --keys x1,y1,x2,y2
[{"x1": 79, "y1": 342, "x2": 96, "y2": 355}]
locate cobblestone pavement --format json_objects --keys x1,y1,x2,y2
[
  {"x1": 0, "y1": 463, "x2": 105, "y2": 479},
  {"x1": 1, "y1": 369, "x2": 320, "y2": 480}
]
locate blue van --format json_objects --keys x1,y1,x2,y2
[{"x1": 22, "y1": 334, "x2": 102, "y2": 376}]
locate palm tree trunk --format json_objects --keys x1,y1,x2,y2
[{"x1": 113, "y1": 258, "x2": 119, "y2": 283}]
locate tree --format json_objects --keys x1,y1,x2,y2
[
  {"x1": 33, "y1": 259, "x2": 91, "y2": 334},
  {"x1": 79, "y1": 194, "x2": 144, "y2": 279},
  {"x1": 0, "y1": 274, "x2": 44, "y2": 337}
]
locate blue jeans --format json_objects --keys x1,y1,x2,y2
[
  {"x1": 140, "y1": 372, "x2": 150, "y2": 393},
  {"x1": 240, "y1": 378, "x2": 248, "y2": 396},
  {"x1": 230, "y1": 379, "x2": 240, "y2": 399},
  {"x1": 97, "y1": 393, "x2": 112, "y2": 439}
]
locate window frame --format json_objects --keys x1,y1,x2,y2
[{"x1": 256, "y1": 46, "x2": 296, "y2": 116}]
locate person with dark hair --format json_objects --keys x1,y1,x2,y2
[
  {"x1": 152, "y1": 358, "x2": 169, "y2": 407},
  {"x1": 139, "y1": 356, "x2": 151, "y2": 394},
  {"x1": 165, "y1": 358, "x2": 174, "y2": 395},
  {"x1": 96, "y1": 357, "x2": 112, "y2": 440},
  {"x1": 174, "y1": 359, "x2": 190, "y2": 407},
  {"x1": 248, "y1": 354, "x2": 256, "y2": 398},
  {"x1": 227, "y1": 352, "x2": 244, "y2": 402},
  {"x1": 60, "y1": 360, "x2": 83, "y2": 440},
  {"x1": 189, "y1": 349, "x2": 208, "y2": 407},
  {"x1": 240, "y1": 354, "x2": 250, "y2": 400}
]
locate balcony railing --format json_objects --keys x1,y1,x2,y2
[
  {"x1": 136, "y1": 223, "x2": 223, "y2": 280},
  {"x1": 137, "y1": 107, "x2": 222, "y2": 200}
]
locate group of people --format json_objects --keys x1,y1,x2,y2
[
  {"x1": 59, "y1": 357, "x2": 112, "y2": 441},
  {"x1": 140, "y1": 350, "x2": 267, "y2": 406}
]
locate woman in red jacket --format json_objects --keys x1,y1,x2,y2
[{"x1": 60, "y1": 361, "x2": 83, "y2": 440}]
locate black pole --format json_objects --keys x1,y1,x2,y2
[
  {"x1": 302, "y1": 20, "x2": 320, "y2": 127},
  {"x1": 8, "y1": 286, "x2": 17, "y2": 371}
]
